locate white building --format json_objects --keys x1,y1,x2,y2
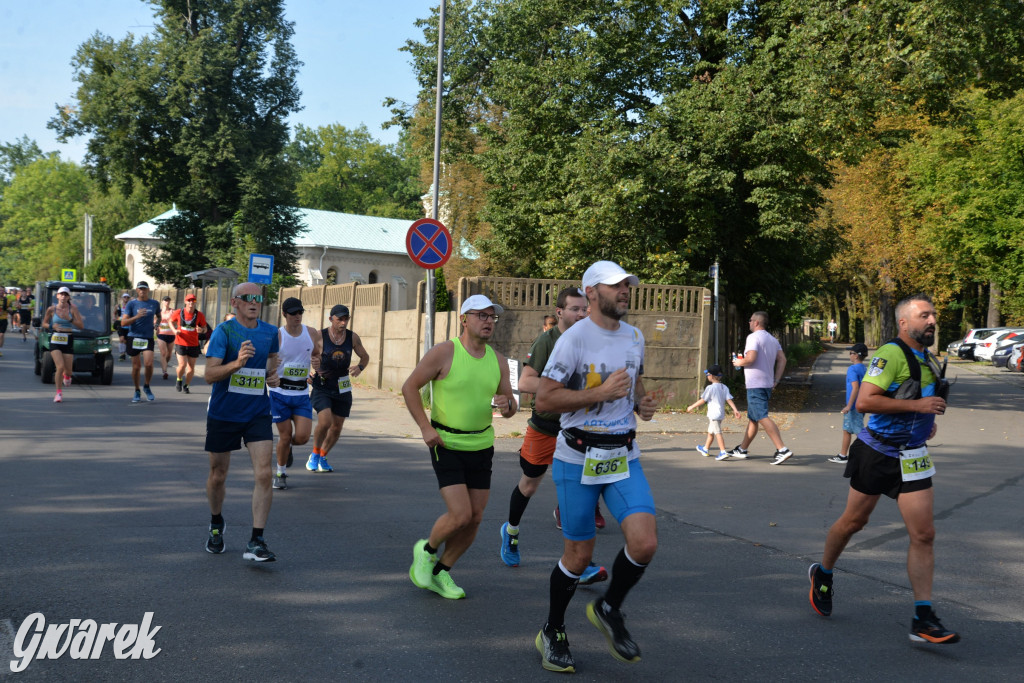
[{"x1": 115, "y1": 207, "x2": 428, "y2": 310}]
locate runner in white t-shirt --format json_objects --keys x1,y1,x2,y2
[
  {"x1": 268, "y1": 297, "x2": 321, "y2": 489},
  {"x1": 533, "y1": 260, "x2": 659, "y2": 674}
]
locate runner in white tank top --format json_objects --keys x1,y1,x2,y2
[{"x1": 268, "y1": 298, "x2": 322, "y2": 489}]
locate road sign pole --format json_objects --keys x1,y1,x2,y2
[
  {"x1": 425, "y1": 0, "x2": 447, "y2": 357},
  {"x1": 713, "y1": 260, "x2": 720, "y2": 365}
]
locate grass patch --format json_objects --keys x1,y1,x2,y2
[{"x1": 785, "y1": 339, "x2": 823, "y2": 366}]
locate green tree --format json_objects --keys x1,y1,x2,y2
[
  {"x1": 50, "y1": 0, "x2": 304, "y2": 286},
  {"x1": 397, "y1": 1, "x2": 1024, "y2": 323},
  {"x1": 85, "y1": 181, "x2": 165, "y2": 288},
  {"x1": 0, "y1": 157, "x2": 91, "y2": 283},
  {"x1": 0, "y1": 136, "x2": 46, "y2": 188},
  {"x1": 287, "y1": 124, "x2": 424, "y2": 219}
]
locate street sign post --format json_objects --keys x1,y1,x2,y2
[
  {"x1": 406, "y1": 218, "x2": 453, "y2": 269},
  {"x1": 248, "y1": 253, "x2": 274, "y2": 285},
  {"x1": 61, "y1": 269, "x2": 77, "y2": 282}
]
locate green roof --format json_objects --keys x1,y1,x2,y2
[
  {"x1": 116, "y1": 207, "x2": 479, "y2": 259},
  {"x1": 117, "y1": 207, "x2": 411, "y2": 255}
]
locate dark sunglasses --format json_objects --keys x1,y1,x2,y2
[{"x1": 235, "y1": 294, "x2": 264, "y2": 303}]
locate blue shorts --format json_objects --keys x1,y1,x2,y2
[
  {"x1": 269, "y1": 390, "x2": 313, "y2": 423},
  {"x1": 746, "y1": 388, "x2": 772, "y2": 422},
  {"x1": 552, "y1": 459, "x2": 656, "y2": 541},
  {"x1": 842, "y1": 408, "x2": 864, "y2": 434}
]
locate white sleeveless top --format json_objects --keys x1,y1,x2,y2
[{"x1": 269, "y1": 325, "x2": 315, "y2": 393}]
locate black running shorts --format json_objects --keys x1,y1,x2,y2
[
  {"x1": 126, "y1": 337, "x2": 155, "y2": 357},
  {"x1": 205, "y1": 414, "x2": 273, "y2": 453},
  {"x1": 844, "y1": 438, "x2": 932, "y2": 499},
  {"x1": 311, "y1": 383, "x2": 352, "y2": 418},
  {"x1": 430, "y1": 444, "x2": 493, "y2": 490},
  {"x1": 175, "y1": 343, "x2": 201, "y2": 358}
]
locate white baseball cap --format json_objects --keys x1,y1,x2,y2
[
  {"x1": 582, "y1": 260, "x2": 639, "y2": 290},
  {"x1": 460, "y1": 294, "x2": 504, "y2": 316},
  {"x1": 57, "y1": 286, "x2": 71, "y2": 295}
]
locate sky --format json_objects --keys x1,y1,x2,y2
[{"x1": 0, "y1": 0, "x2": 434, "y2": 163}]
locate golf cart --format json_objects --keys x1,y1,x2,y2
[{"x1": 33, "y1": 280, "x2": 115, "y2": 385}]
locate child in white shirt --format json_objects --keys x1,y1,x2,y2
[{"x1": 686, "y1": 364, "x2": 741, "y2": 459}]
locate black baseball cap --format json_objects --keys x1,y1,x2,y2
[
  {"x1": 848, "y1": 343, "x2": 869, "y2": 358},
  {"x1": 282, "y1": 297, "x2": 304, "y2": 315},
  {"x1": 330, "y1": 304, "x2": 350, "y2": 319},
  {"x1": 705, "y1": 364, "x2": 724, "y2": 377},
  {"x1": 136, "y1": 281, "x2": 150, "y2": 289}
]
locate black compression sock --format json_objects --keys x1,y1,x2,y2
[
  {"x1": 251, "y1": 527, "x2": 264, "y2": 542},
  {"x1": 509, "y1": 485, "x2": 530, "y2": 527},
  {"x1": 547, "y1": 563, "x2": 580, "y2": 628},
  {"x1": 424, "y1": 541, "x2": 437, "y2": 555},
  {"x1": 211, "y1": 514, "x2": 224, "y2": 526},
  {"x1": 604, "y1": 547, "x2": 648, "y2": 610},
  {"x1": 433, "y1": 561, "x2": 451, "y2": 576}
]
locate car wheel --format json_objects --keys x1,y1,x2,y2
[
  {"x1": 41, "y1": 352, "x2": 55, "y2": 385},
  {"x1": 100, "y1": 355, "x2": 114, "y2": 385}
]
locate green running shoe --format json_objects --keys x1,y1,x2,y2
[
  {"x1": 428, "y1": 569, "x2": 465, "y2": 600},
  {"x1": 409, "y1": 539, "x2": 437, "y2": 589}
]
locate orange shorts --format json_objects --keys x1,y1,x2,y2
[{"x1": 520, "y1": 425, "x2": 557, "y2": 466}]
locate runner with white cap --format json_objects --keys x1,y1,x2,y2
[
  {"x1": 41, "y1": 286, "x2": 84, "y2": 403},
  {"x1": 404, "y1": 294, "x2": 518, "y2": 599},
  {"x1": 533, "y1": 260, "x2": 660, "y2": 673}
]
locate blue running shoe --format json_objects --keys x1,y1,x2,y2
[
  {"x1": 500, "y1": 522, "x2": 520, "y2": 567},
  {"x1": 143, "y1": 385, "x2": 155, "y2": 401},
  {"x1": 696, "y1": 445, "x2": 710, "y2": 456},
  {"x1": 317, "y1": 455, "x2": 334, "y2": 473},
  {"x1": 131, "y1": 390, "x2": 141, "y2": 404},
  {"x1": 579, "y1": 563, "x2": 608, "y2": 585},
  {"x1": 306, "y1": 453, "x2": 320, "y2": 471}
]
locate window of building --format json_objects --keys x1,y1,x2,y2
[
  {"x1": 326, "y1": 267, "x2": 337, "y2": 285},
  {"x1": 368, "y1": 270, "x2": 378, "y2": 284}
]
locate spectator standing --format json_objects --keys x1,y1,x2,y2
[{"x1": 727, "y1": 312, "x2": 794, "y2": 464}]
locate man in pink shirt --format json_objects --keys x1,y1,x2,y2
[{"x1": 728, "y1": 311, "x2": 794, "y2": 465}]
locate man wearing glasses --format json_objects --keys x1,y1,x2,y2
[
  {"x1": 268, "y1": 297, "x2": 320, "y2": 489},
  {"x1": 727, "y1": 311, "x2": 794, "y2": 464},
  {"x1": 121, "y1": 281, "x2": 161, "y2": 403},
  {"x1": 404, "y1": 294, "x2": 518, "y2": 600},
  {"x1": 203, "y1": 282, "x2": 281, "y2": 562},
  {"x1": 498, "y1": 286, "x2": 607, "y2": 584}
]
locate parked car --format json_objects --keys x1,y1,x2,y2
[
  {"x1": 946, "y1": 338, "x2": 964, "y2": 356},
  {"x1": 991, "y1": 340, "x2": 1018, "y2": 368},
  {"x1": 975, "y1": 329, "x2": 1024, "y2": 362},
  {"x1": 958, "y1": 328, "x2": 1005, "y2": 360},
  {"x1": 1006, "y1": 343, "x2": 1024, "y2": 372}
]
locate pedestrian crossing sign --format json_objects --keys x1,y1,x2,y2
[{"x1": 61, "y1": 269, "x2": 77, "y2": 282}]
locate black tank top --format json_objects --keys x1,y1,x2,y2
[{"x1": 314, "y1": 328, "x2": 353, "y2": 389}]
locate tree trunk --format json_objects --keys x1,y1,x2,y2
[
  {"x1": 879, "y1": 291, "x2": 895, "y2": 342},
  {"x1": 986, "y1": 282, "x2": 1001, "y2": 327}
]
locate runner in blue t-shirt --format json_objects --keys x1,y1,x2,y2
[
  {"x1": 202, "y1": 282, "x2": 281, "y2": 563},
  {"x1": 121, "y1": 281, "x2": 161, "y2": 403}
]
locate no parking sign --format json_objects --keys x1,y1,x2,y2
[{"x1": 406, "y1": 218, "x2": 452, "y2": 269}]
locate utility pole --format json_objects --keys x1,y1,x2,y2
[{"x1": 424, "y1": 0, "x2": 447, "y2": 356}]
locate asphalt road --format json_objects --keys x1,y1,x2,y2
[{"x1": 1, "y1": 339, "x2": 1022, "y2": 681}]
